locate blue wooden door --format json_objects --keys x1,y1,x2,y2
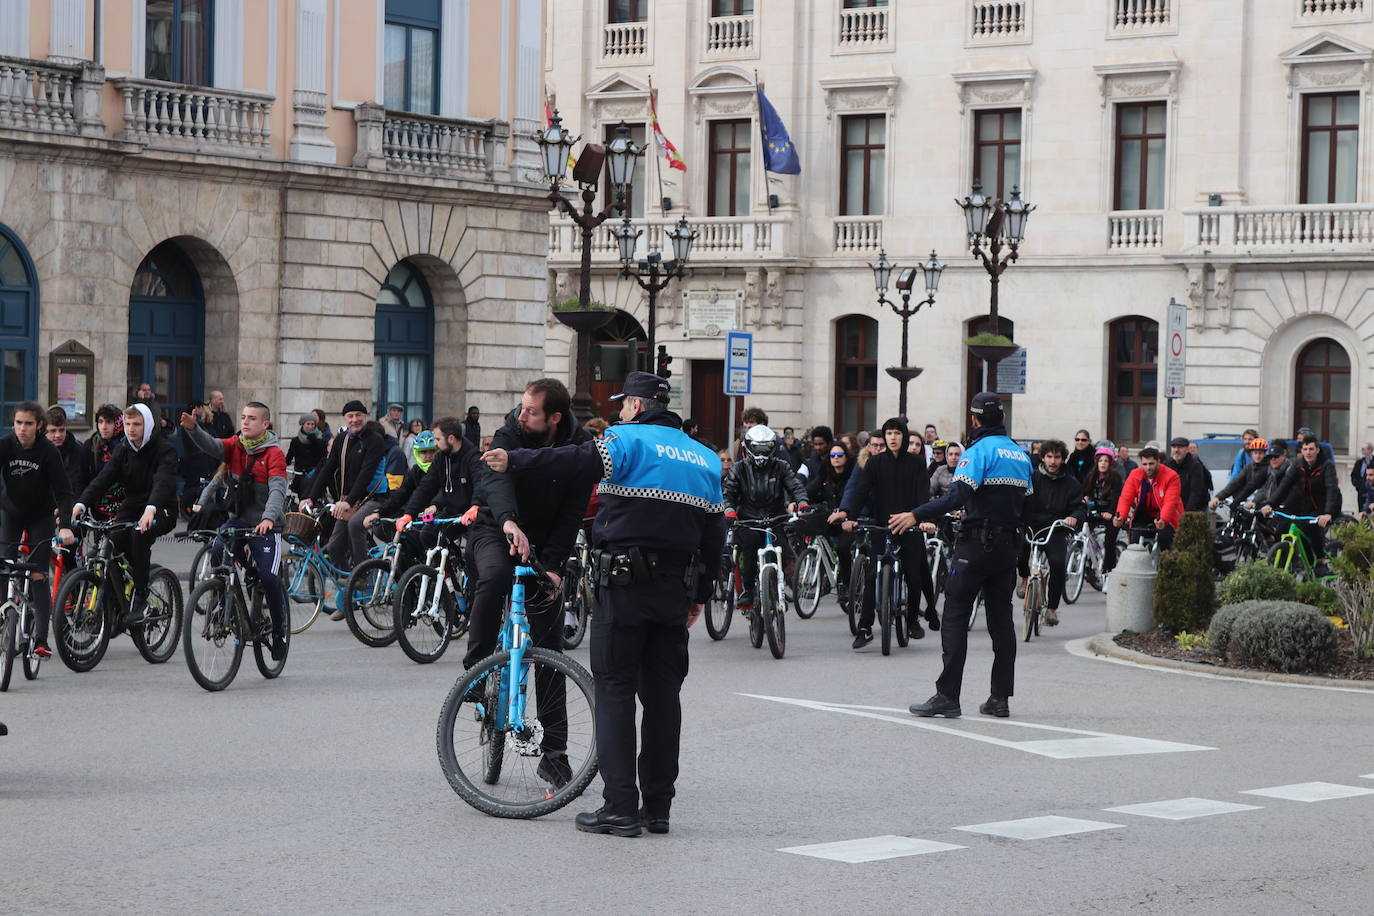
[{"x1": 0, "y1": 226, "x2": 39, "y2": 419}]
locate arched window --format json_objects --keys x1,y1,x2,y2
[
  {"x1": 1107, "y1": 316, "x2": 1159, "y2": 445},
  {"x1": 128, "y1": 241, "x2": 205, "y2": 415},
  {"x1": 1295, "y1": 338, "x2": 1351, "y2": 451},
  {"x1": 374, "y1": 261, "x2": 434, "y2": 422},
  {"x1": 835, "y1": 315, "x2": 878, "y2": 433},
  {"x1": 0, "y1": 224, "x2": 39, "y2": 420}
]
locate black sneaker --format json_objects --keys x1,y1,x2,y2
[
  {"x1": 125, "y1": 589, "x2": 149, "y2": 627},
  {"x1": 979, "y1": 695, "x2": 1010, "y2": 718},
  {"x1": 537, "y1": 753, "x2": 573, "y2": 789},
  {"x1": 909, "y1": 616, "x2": 925, "y2": 640},
  {"x1": 737, "y1": 589, "x2": 755, "y2": 609},
  {"x1": 852, "y1": 628, "x2": 873, "y2": 649},
  {"x1": 640, "y1": 809, "x2": 670, "y2": 835},
  {"x1": 575, "y1": 807, "x2": 642, "y2": 837},
  {"x1": 270, "y1": 634, "x2": 287, "y2": 662},
  {"x1": 909, "y1": 693, "x2": 962, "y2": 718},
  {"x1": 925, "y1": 609, "x2": 941, "y2": 632}
]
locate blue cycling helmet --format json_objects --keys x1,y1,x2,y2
[{"x1": 411, "y1": 430, "x2": 437, "y2": 471}]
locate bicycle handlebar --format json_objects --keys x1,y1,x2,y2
[
  {"x1": 730, "y1": 513, "x2": 800, "y2": 530},
  {"x1": 1272, "y1": 511, "x2": 1321, "y2": 521},
  {"x1": 73, "y1": 518, "x2": 136, "y2": 532},
  {"x1": 404, "y1": 516, "x2": 470, "y2": 530},
  {"x1": 1026, "y1": 519, "x2": 1074, "y2": 545}
]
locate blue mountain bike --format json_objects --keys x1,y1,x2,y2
[{"x1": 436, "y1": 547, "x2": 597, "y2": 818}]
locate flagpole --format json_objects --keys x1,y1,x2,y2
[
  {"x1": 649, "y1": 75, "x2": 667, "y2": 217},
  {"x1": 755, "y1": 70, "x2": 783, "y2": 210}
]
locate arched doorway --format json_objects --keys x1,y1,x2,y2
[
  {"x1": 374, "y1": 260, "x2": 435, "y2": 422},
  {"x1": 590, "y1": 310, "x2": 647, "y2": 421},
  {"x1": 1295, "y1": 337, "x2": 1350, "y2": 451},
  {"x1": 0, "y1": 224, "x2": 39, "y2": 420},
  {"x1": 1107, "y1": 316, "x2": 1159, "y2": 445},
  {"x1": 128, "y1": 241, "x2": 205, "y2": 418},
  {"x1": 834, "y1": 315, "x2": 878, "y2": 433}
]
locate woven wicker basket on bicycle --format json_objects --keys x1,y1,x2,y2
[{"x1": 282, "y1": 512, "x2": 320, "y2": 543}]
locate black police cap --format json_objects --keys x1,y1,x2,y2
[
  {"x1": 969, "y1": 392, "x2": 1003, "y2": 416},
  {"x1": 608, "y1": 370, "x2": 671, "y2": 402}
]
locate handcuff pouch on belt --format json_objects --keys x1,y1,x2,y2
[{"x1": 591, "y1": 546, "x2": 701, "y2": 592}]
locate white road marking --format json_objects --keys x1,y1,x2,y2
[
  {"x1": 741, "y1": 694, "x2": 1214, "y2": 759},
  {"x1": 1361, "y1": 774, "x2": 1374, "y2": 780},
  {"x1": 1105, "y1": 797, "x2": 1262, "y2": 820},
  {"x1": 1065, "y1": 636, "x2": 1374, "y2": 695},
  {"x1": 954, "y1": 816, "x2": 1123, "y2": 840},
  {"x1": 778, "y1": 836, "x2": 965, "y2": 863},
  {"x1": 1240, "y1": 782, "x2": 1374, "y2": 803}
]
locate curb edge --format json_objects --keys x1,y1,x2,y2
[{"x1": 1083, "y1": 633, "x2": 1374, "y2": 692}]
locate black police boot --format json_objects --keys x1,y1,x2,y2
[
  {"x1": 125, "y1": 589, "x2": 149, "y2": 628},
  {"x1": 640, "y1": 807, "x2": 670, "y2": 835},
  {"x1": 979, "y1": 695, "x2": 1010, "y2": 718},
  {"x1": 909, "y1": 694, "x2": 961, "y2": 718},
  {"x1": 0, "y1": 721, "x2": 8, "y2": 737},
  {"x1": 575, "y1": 807, "x2": 642, "y2": 837},
  {"x1": 925, "y1": 608, "x2": 941, "y2": 632}
]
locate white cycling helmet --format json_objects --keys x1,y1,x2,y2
[{"x1": 744, "y1": 425, "x2": 777, "y2": 466}]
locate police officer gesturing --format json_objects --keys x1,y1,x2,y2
[
  {"x1": 890, "y1": 393, "x2": 1031, "y2": 719},
  {"x1": 482, "y1": 371, "x2": 725, "y2": 838}
]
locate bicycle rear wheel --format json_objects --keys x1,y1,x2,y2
[
  {"x1": 561, "y1": 576, "x2": 590, "y2": 650},
  {"x1": 1063, "y1": 541, "x2": 1085, "y2": 605},
  {"x1": 437, "y1": 646, "x2": 598, "y2": 819},
  {"x1": 877, "y1": 563, "x2": 893, "y2": 656},
  {"x1": 190, "y1": 543, "x2": 215, "y2": 588},
  {"x1": 705, "y1": 575, "x2": 732, "y2": 640},
  {"x1": 761, "y1": 566, "x2": 785, "y2": 659},
  {"x1": 183, "y1": 578, "x2": 244, "y2": 692},
  {"x1": 1022, "y1": 579, "x2": 1041, "y2": 642},
  {"x1": 135, "y1": 567, "x2": 183, "y2": 664},
  {"x1": 21, "y1": 625, "x2": 40, "y2": 681},
  {"x1": 52, "y1": 570, "x2": 107, "y2": 673},
  {"x1": 283, "y1": 548, "x2": 324, "y2": 634},
  {"x1": 394, "y1": 566, "x2": 453, "y2": 664},
  {"x1": 0, "y1": 607, "x2": 15, "y2": 692},
  {"x1": 343, "y1": 558, "x2": 398, "y2": 648},
  {"x1": 795, "y1": 548, "x2": 821, "y2": 619}
]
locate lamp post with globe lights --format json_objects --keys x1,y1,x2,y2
[
  {"x1": 956, "y1": 181, "x2": 1035, "y2": 393},
  {"x1": 612, "y1": 213, "x2": 696, "y2": 356},
  {"x1": 870, "y1": 248, "x2": 944, "y2": 420}
]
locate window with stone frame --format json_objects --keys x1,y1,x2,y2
[
  {"x1": 1114, "y1": 101, "x2": 1167, "y2": 211},
  {"x1": 384, "y1": 0, "x2": 441, "y2": 115},
  {"x1": 839, "y1": 114, "x2": 886, "y2": 216},
  {"x1": 146, "y1": 0, "x2": 213, "y2": 85},
  {"x1": 1294, "y1": 338, "x2": 1351, "y2": 451},
  {"x1": 973, "y1": 108, "x2": 1022, "y2": 202},
  {"x1": 610, "y1": 0, "x2": 649, "y2": 22},
  {"x1": 834, "y1": 315, "x2": 878, "y2": 433},
  {"x1": 1300, "y1": 92, "x2": 1359, "y2": 204},
  {"x1": 1107, "y1": 316, "x2": 1159, "y2": 444},
  {"x1": 708, "y1": 118, "x2": 752, "y2": 216}
]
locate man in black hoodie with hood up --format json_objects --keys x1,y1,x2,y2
[{"x1": 1017, "y1": 438, "x2": 1085, "y2": 627}]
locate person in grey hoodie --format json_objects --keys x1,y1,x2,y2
[{"x1": 180, "y1": 401, "x2": 290, "y2": 659}]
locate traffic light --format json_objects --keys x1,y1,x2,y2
[{"x1": 655, "y1": 344, "x2": 673, "y2": 380}]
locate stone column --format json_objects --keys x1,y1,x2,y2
[
  {"x1": 76, "y1": 62, "x2": 107, "y2": 137},
  {"x1": 352, "y1": 102, "x2": 387, "y2": 170},
  {"x1": 439, "y1": 0, "x2": 470, "y2": 119},
  {"x1": 49, "y1": 0, "x2": 86, "y2": 61},
  {"x1": 289, "y1": 0, "x2": 337, "y2": 163}
]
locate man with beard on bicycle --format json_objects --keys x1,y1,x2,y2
[
  {"x1": 180, "y1": 402, "x2": 290, "y2": 661},
  {"x1": 1016, "y1": 439, "x2": 1084, "y2": 627},
  {"x1": 1261, "y1": 434, "x2": 1340, "y2": 574},
  {"x1": 394, "y1": 417, "x2": 481, "y2": 546},
  {"x1": 723, "y1": 424, "x2": 808, "y2": 611}
]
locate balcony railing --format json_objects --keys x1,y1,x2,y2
[
  {"x1": 549, "y1": 215, "x2": 788, "y2": 261},
  {"x1": 114, "y1": 78, "x2": 273, "y2": 155},
  {"x1": 1112, "y1": 0, "x2": 1171, "y2": 31},
  {"x1": 969, "y1": 1, "x2": 1028, "y2": 43},
  {"x1": 1108, "y1": 211, "x2": 1165, "y2": 250},
  {"x1": 834, "y1": 216, "x2": 883, "y2": 253},
  {"x1": 1186, "y1": 204, "x2": 1374, "y2": 253},
  {"x1": 838, "y1": 5, "x2": 891, "y2": 49},
  {"x1": 603, "y1": 21, "x2": 650, "y2": 60},
  {"x1": 1299, "y1": 0, "x2": 1366, "y2": 18},
  {"x1": 0, "y1": 57, "x2": 79, "y2": 134},
  {"x1": 706, "y1": 14, "x2": 755, "y2": 56},
  {"x1": 354, "y1": 103, "x2": 507, "y2": 179}
]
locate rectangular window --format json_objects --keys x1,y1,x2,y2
[
  {"x1": 843, "y1": 0, "x2": 889, "y2": 6},
  {"x1": 1114, "y1": 101, "x2": 1166, "y2": 210},
  {"x1": 973, "y1": 109, "x2": 1021, "y2": 201},
  {"x1": 840, "y1": 114, "x2": 886, "y2": 216},
  {"x1": 1302, "y1": 92, "x2": 1359, "y2": 204},
  {"x1": 385, "y1": 0, "x2": 440, "y2": 115},
  {"x1": 604, "y1": 123, "x2": 648, "y2": 218},
  {"x1": 709, "y1": 119, "x2": 752, "y2": 217},
  {"x1": 609, "y1": 0, "x2": 648, "y2": 22},
  {"x1": 146, "y1": 0, "x2": 212, "y2": 85},
  {"x1": 712, "y1": 0, "x2": 753, "y2": 13}
]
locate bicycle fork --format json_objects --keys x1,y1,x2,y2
[{"x1": 413, "y1": 546, "x2": 450, "y2": 621}]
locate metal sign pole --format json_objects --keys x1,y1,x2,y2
[{"x1": 727, "y1": 397, "x2": 737, "y2": 457}]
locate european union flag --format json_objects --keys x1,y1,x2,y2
[{"x1": 757, "y1": 88, "x2": 800, "y2": 175}]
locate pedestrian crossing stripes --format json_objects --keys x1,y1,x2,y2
[
  {"x1": 954, "y1": 816, "x2": 1123, "y2": 840},
  {"x1": 1239, "y1": 782, "x2": 1374, "y2": 803},
  {"x1": 1104, "y1": 797, "x2": 1262, "y2": 820},
  {"x1": 778, "y1": 836, "x2": 966, "y2": 863}
]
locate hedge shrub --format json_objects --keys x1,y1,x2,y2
[
  {"x1": 1153, "y1": 512, "x2": 1217, "y2": 633},
  {"x1": 1218, "y1": 560, "x2": 1299, "y2": 606},
  {"x1": 1228, "y1": 601, "x2": 1337, "y2": 673},
  {"x1": 1294, "y1": 580, "x2": 1340, "y2": 616},
  {"x1": 1206, "y1": 600, "x2": 1274, "y2": 657}
]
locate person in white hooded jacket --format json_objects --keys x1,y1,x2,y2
[{"x1": 73, "y1": 403, "x2": 180, "y2": 626}]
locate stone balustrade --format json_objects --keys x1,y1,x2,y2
[
  {"x1": 834, "y1": 216, "x2": 883, "y2": 253},
  {"x1": 1186, "y1": 203, "x2": 1374, "y2": 253},
  {"x1": 113, "y1": 77, "x2": 273, "y2": 155},
  {"x1": 0, "y1": 56, "x2": 103, "y2": 137},
  {"x1": 548, "y1": 214, "x2": 788, "y2": 263},
  {"x1": 1109, "y1": 211, "x2": 1165, "y2": 250},
  {"x1": 838, "y1": 6, "x2": 891, "y2": 48},
  {"x1": 353, "y1": 103, "x2": 508, "y2": 180},
  {"x1": 706, "y1": 14, "x2": 755, "y2": 56}
]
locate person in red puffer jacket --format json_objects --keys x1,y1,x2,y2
[{"x1": 1113, "y1": 444, "x2": 1183, "y2": 551}]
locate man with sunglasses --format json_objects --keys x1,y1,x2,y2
[{"x1": 1066, "y1": 430, "x2": 1096, "y2": 485}]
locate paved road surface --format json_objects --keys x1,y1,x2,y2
[{"x1": 3, "y1": 537, "x2": 1371, "y2": 914}]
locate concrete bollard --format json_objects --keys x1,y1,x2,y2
[{"x1": 1106, "y1": 543, "x2": 1156, "y2": 633}]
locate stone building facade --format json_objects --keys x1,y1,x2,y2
[
  {"x1": 544, "y1": 0, "x2": 1374, "y2": 471},
  {"x1": 0, "y1": 0, "x2": 547, "y2": 429}
]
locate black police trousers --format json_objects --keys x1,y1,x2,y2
[
  {"x1": 590, "y1": 568, "x2": 691, "y2": 819},
  {"x1": 934, "y1": 532, "x2": 1019, "y2": 702}
]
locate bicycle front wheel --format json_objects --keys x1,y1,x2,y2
[
  {"x1": 183, "y1": 578, "x2": 244, "y2": 692},
  {"x1": 0, "y1": 607, "x2": 15, "y2": 692},
  {"x1": 704, "y1": 575, "x2": 732, "y2": 640},
  {"x1": 877, "y1": 563, "x2": 893, "y2": 656},
  {"x1": 135, "y1": 567, "x2": 184, "y2": 664},
  {"x1": 561, "y1": 578, "x2": 590, "y2": 650},
  {"x1": 394, "y1": 566, "x2": 453, "y2": 664},
  {"x1": 848, "y1": 555, "x2": 868, "y2": 637},
  {"x1": 252, "y1": 588, "x2": 289, "y2": 679},
  {"x1": 1063, "y1": 541, "x2": 1085, "y2": 605},
  {"x1": 1266, "y1": 540, "x2": 1295, "y2": 577},
  {"x1": 1022, "y1": 579, "x2": 1041, "y2": 642},
  {"x1": 190, "y1": 543, "x2": 215, "y2": 588},
  {"x1": 283, "y1": 548, "x2": 324, "y2": 634},
  {"x1": 21, "y1": 620, "x2": 40, "y2": 681},
  {"x1": 343, "y1": 558, "x2": 398, "y2": 648},
  {"x1": 761, "y1": 566, "x2": 785, "y2": 659},
  {"x1": 53, "y1": 570, "x2": 108, "y2": 673},
  {"x1": 795, "y1": 548, "x2": 821, "y2": 619},
  {"x1": 436, "y1": 646, "x2": 598, "y2": 819}
]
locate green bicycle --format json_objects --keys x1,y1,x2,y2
[{"x1": 1266, "y1": 511, "x2": 1341, "y2": 583}]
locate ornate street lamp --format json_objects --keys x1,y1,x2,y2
[
  {"x1": 618, "y1": 215, "x2": 695, "y2": 354},
  {"x1": 870, "y1": 248, "x2": 943, "y2": 419},
  {"x1": 956, "y1": 182, "x2": 1036, "y2": 393}
]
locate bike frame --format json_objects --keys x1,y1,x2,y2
[
  {"x1": 493, "y1": 564, "x2": 541, "y2": 733},
  {"x1": 1271, "y1": 512, "x2": 1327, "y2": 577},
  {"x1": 403, "y1": 518, "x2": 469, "y2": 622},
  {"x1": 855, "y1": 522, "x2": 904, "y2": 615}
]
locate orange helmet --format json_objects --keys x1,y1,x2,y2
[{"x1": 1247, "y1": 437, "x2": 1269, "y2": 451}]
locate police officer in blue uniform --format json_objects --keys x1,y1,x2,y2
[
  {"x1": 890, "y1": 392, "x2": 1031, "y2": 719},
  {"x1": 481, "y1": 371, "x2": 725, "y2": 837}
]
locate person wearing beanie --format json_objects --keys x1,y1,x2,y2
[
  {"x1": 286, "y1": 413, "x2": 328, "y2": 497},
  {"x1": 301, "y1": 400, "x2": 387, "y2": 578}
]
